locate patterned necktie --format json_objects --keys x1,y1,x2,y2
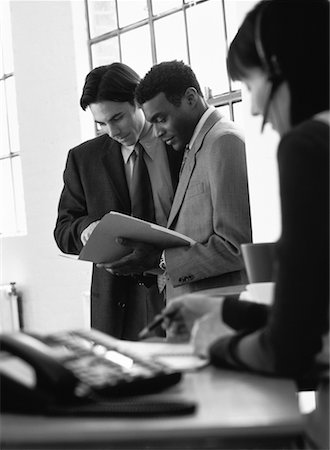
[{"x1": 130, "y1": 142, "x2": 155, "y2": 222}]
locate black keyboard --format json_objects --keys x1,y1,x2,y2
[{"x1": 42, "y1": 330, "x2": 182, "y2": 398}]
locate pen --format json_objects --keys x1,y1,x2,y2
[{"x1": 138, "y1": 312, "x2": 174, "y2": 340}]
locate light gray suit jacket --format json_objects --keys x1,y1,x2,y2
[{"x1": 165, "y1": 109, "x2": 252, "y2": 300}]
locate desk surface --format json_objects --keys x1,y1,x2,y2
[{"x1": 1, "y1": 366, "x2": 303, "y2": 450}]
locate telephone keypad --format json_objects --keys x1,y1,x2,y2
[{"x1": 42, "y1": 330, "x2": 181, "y2": 397}]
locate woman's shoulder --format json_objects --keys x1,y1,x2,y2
[
  {"x1": 293, "y1": 113, "x2": 329, "y2": 136},
  {"x1": 280, "y1": 115, "x2": 329, "y2": 152}
]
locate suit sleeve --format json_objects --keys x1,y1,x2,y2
[
  {"x1": 165, "y1": 133, "x2": 252, "y2": 285},
  {"x1": 54, "y1": 149, "x2": 98, "y2": 254}
]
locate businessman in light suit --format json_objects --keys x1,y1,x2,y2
[
  {"x1": 54, "y1": 63, "x2": 183, "y2": 339},
  {"x1": 99, "y1": 60, "x2": 252, "y2": 301}
]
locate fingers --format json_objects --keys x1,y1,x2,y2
[
  {"x1": 96, "y1": 254, "x2": 142, "y2": 274},
  {"x1": 116, "y1": 237, "x2": 153, "y2": 250},
  {"x1": 165, "y1": 320, "x2": 191, "y2": 343},
  {"x1": 116, "y1": 237, "x2": 134, "y2": 248},
  {"x1": 191, "y1": 312, "x2": 233, "y2": 357},
  {"x1": 162, "y1": 301, "x2": 182, "y2": 316},
  {"x1": 81, "y1": 220, "x2": 101, "y2": 245}
]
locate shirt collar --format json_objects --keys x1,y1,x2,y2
[
  {"x1": 137, "y1": 123, "x2": 156, "y2": 160},
  {"x1": 121, "y1": 145, "x2": 134, "y2": 164},
  {"x1": 121, "y1": 120, "x2": 156, "y2": 163},
  {"x1": 188, "y1": 106, "x2": 216, "y2": 150}
]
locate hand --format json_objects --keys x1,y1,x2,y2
[
  {"x1": 162, "y1": 293, "x2": 225, "y2": 342},
  {"x1": 191, "y1": 312, "x2": 234, "y2": 358},
  {"x1": 97, "y1": 238, "x2": 162, "y2": 275},
  {"x1": 81, "y1": 220, "x2": 100, "y2": 245}
]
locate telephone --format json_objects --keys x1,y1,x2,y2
[{"x1": 0, "y1": 329, "x2": 187, "y2": 416}]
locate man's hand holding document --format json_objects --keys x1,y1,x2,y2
[{"x1": 79, "y1": 211, "x2": 195, "y2": 266}]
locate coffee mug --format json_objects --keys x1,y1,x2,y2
[{"x1": 241, "y1": 242, "x2": 277, "y2": 283}]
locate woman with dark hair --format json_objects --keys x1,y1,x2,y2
[{"x1": 162, "y1": 1, "x2": 329, "y2": 447}]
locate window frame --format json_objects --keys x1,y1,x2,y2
[
  {"x1": 0, "y1": 2, "x2": 26, "y2": 237},
  {"x1": 84, "y1": 0, "x2": 242, "y2": 121}
]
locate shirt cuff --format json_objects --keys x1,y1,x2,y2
[{"x1": 159, "y1": 251, "x2": 166, "y2": 271}]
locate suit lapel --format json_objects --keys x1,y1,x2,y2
[
  {"x1": 167, "y1": 110, "x2": 222, "y2": 228},
  {"x1": 101, "y1": 137, "x2": 131, "y2": 211}
]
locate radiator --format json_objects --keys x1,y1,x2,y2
[{"x1": 0, "y1": 282, "x2": 22, "y2": 332}]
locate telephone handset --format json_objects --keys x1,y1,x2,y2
[
  {"x1": 0, "y1": 329, "x2": 186, "y2": 415},
  {"x1": 0, "y1": 333, "x2": 78, "y2": 413}
]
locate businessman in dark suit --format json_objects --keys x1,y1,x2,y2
[
  {"x1": 54, "y1": 63, "x2": 183, "y2": 339},
  {"x1": 99, "y1": 61, "x2": 252, "y2": 300}
]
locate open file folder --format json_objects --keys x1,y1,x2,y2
[{"x1": 79, "y1": 211, "x2": 196, "y2": 264}]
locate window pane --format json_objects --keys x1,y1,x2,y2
[
  {"x1": 233, "y1": 101, "x2": 244, "y2": 127},
  {"x1": 154, "y1": 12, "x2": 188, "y2": 63},
  {"x1": 0, "y1": 158, "x2": 16, "y2": 235},
  {"x1": 0, "y1": 157, "x2": 26, "y2": 236},
  {"x1": 91, "y1": 38, "x2": 120, "y2": 68},
  {"x1": 117, "y1": 0, "x2": 148, "y2": 28},
  {"x1": 224, "y1": 0, "x2": 256, "y2": 91},
  {"x1": 0, "y1": 1, "x2": 26, "y2": 237},
  {"x1": 224, "y1": 0, "x2": 257, "y2": 45},
  {"x1": 187, "y1": 0, "x2": 229, "y2": 97},
  {"x1": 6, "y1": 76, "x2": 19, "y2": 153},
  {"x1": 216, "y1": 104, "x2": 230, "y2": 120},
  {"x1": 121, "y1": 26, "x2": 152, "y2": 78},
  {"x1": 0, "y1": 80, "x2": 10, "y2": 157},
  {"x1": 0, "y1": 36, "x2": 3, "y2": 75},
  {"x1": 152, "y1": 0, "x2": 182, "y2": 16},
  {"x1": 0, "y1": 1, "x2": 14, "y2": 74},
  {"x1": 12, "y1": 156, "x2": 27, "y2": 234},
  {"x1": 87, "y1": 0, "x2": 117, "y2": 38}
]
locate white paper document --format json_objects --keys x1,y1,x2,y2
[
  {"x1": 88, "y1": 330, "x2": 208, "y2": 372},
  {"x1": 79, "y1": 211, "x2": 196, "y2": 264},
  {"x1": 112, "y1": 340, "x2": 209, "y2": 372}
]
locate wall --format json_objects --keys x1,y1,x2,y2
[
  {"x1": 2, "y1": 1, "x2": 93, "y2": 333},
  {"x1": 232, "y1": 1, "x2": 281, "y2": 244},
  {"x1": 1, "y1": 0, "x2": 281, "y2": 333},
  {"x1": 241, "y1": 89, "x2": 281, "y2": 243}
]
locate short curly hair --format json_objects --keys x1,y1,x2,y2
[{"x1": 135, "y1": 60, "x2": 203, "y2": 107}]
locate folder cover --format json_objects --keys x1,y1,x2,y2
[{"x1": 79, "y1": 211, "x2": 196, "y2": 264}]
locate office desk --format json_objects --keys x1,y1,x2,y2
[{"x1": 1, "y1": 367, "x2": 303, "y2": 450}]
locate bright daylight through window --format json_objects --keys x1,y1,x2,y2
[
  {"x1": 85, "y1": 0, "x2": 244, "y2": 126},
  {"x1": 0, "y1": 1, "x2": 26, "y2": 238}
]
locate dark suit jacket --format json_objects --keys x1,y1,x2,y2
[{"x1": 54, "y1": 133, "x2": 182, "y2": 339}]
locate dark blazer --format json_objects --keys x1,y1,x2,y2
[{"x1": 54, "y1": 133, "x2": 182, "y2": 340}]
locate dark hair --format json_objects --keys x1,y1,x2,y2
[
  {"x1": 80, "y1": 62, "x2": 140, "y2": 110},
  {"x1": 227, "y1": 0, "x2": 329, "y2": 126},
  {"x1": 135, "y1": 60, "x2": 203, "y2": 107}
]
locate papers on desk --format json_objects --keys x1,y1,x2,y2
[
  {"x1": 79, "y1": 211, "x2": 196, "y2": 264},
  {"x1": 115, "y1": 340, "x2": 208, "y2": 372}
]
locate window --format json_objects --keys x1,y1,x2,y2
[
  {"x1": 85, "y1": 0, "x2": 243, "y2": 123},
  {"x1": 0, "y1": 1, "x2": 26, "y2": 237}
]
